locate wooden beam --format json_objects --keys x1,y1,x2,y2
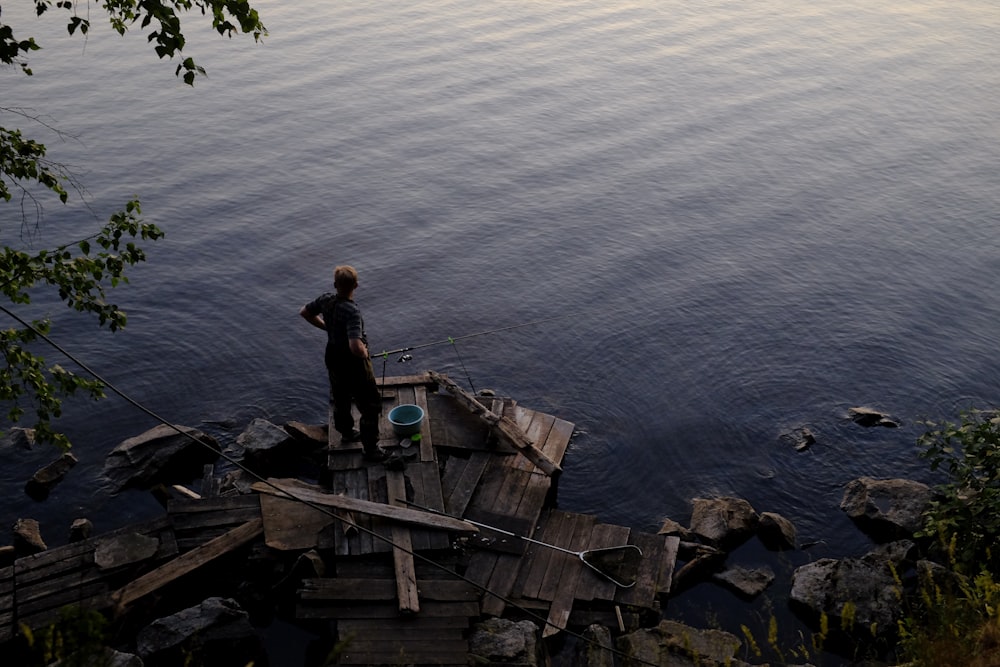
[
  {"x1": 111, "y1": 518, "x2": 263, "y2": 609},
  {"x1": 250, "y1": 479, "x2": 478, "y2": 534},
  {"x1": 387, "y1": 470, "x2": 420, "y2": 614},
  {"x1": 427, "y1": 371, "x2": 561, "y2": 477}
]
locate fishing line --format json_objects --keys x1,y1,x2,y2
[
  {"x1": 0, "y1": 305, "x2": 664, "y2": 665},
  {"x1": 369, "y1": 311, "x2": 581, "y2": 360},
  {"x1": 448, "y1": 336, "x2": 476, "y2": 395}
]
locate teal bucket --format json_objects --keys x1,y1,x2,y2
[{"x1": 388, "y1": 404, "x2": 424, "y2": 437}]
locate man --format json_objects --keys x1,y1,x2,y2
[{"x1": 300, "y1": 265, "x2": 387, "y2": 461}]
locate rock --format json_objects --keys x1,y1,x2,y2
[
  {"x1": 95, "y1": 532, "x2": 161, "y2": 570},
  {"x1": 13, "y1": 518, "x2": 47, "y2": 554},
  {"x1": 671, "y1": 544, "x2": 727, "y2": 594},
  {"x1": 848, "y1": 407, "x2": 900, "y2": 428},
  {"x1": 69, "y1": 518, "x2": 94, "y2": 542},
  {"x1": 574, "y1": 623, "x2": 615, "y2": 667},
  {"x1": 689, "y1": 497, "x2": 760, "y2": 550},
  {"x1": 284, "y1": 420, "x2": 328, "y2": 445},
  {"x1": 233, "y1": 418, "x2": 294, "y2": 471},
  {"x1": 840, "y1": 477, "x2": 933, "y2": 541},
  {"x1": 468, "y1": 617, "x2": 545, "y2": 666},
  {"x1": 615, "y1": 619, "x2": 749, "y2": 667},
  {"x1": 658, "y1": 517, "x2": 694, "y2": 540},
  {"x1": 712, "y1": 565, "x2": 775, "y2": 599},
  {"x1": 0, "y1": 545, "x2": 15, "y2": 567},
  {"x1": 53, "y1": 646, "x2": 143, "y2": 667},
  {"x1": 758, "y1": 511, "x2": 797, "y2": 550},
  {"x1": 790, "y1": 557, "x2": 900, "y2": 636},
  {"x1": 2, "y1": 427, "x2": 36, "y2": 450},
  {"x1": 25, "y1": 452, "x2": 78, "y2": 499},
  {"x1": 781, "y1": 426, "x2": 816, "y2": 452},
  {"x1": 104, "y1": 424, "x2": 220, "y2": 492},
  {"x1": 136, "y1": 597, "x2": 259, "y2": 666},
  {"x1": 218, "y1": 469, "x2": 257, "y2": 495}
]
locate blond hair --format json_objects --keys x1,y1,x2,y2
[{"x1": 333, "y1": 265, "x2": 359, "y2": 294}]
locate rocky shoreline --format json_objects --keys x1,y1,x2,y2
[{"x1": 1, "y1": 406, "x2": 940, "y2": 666}]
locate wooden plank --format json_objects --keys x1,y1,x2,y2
[
  {"x1": 428, "y1": 371, "x2": 561, "y2": 477},
  {"x1": 297, "y1": 600, "x2": 479, "y2": 620},
  {"x1": 301, "y1": 578, "x2": 478, "y2": 602},
  {"x1": 541, "y1": 417, "x2": 574, "y2": 469},
  {"x1": 412, "y1": 385, "x2": 435, "y2": 462},
  {"x1": 167, "y1": 494, "x2": 260, "y2": 514},
  {"x1": 536, "y1": 512, "x2": 584, "y2": 602},
  {"x1": 375, "y1": 373, "x2": 437, "y2": 387},
  {"x1": 250, "y1": 479, "x2": 477, "y2": 534},
  {"x1": 414, "y1": 460, "x2": 450, "y2": 551},
  {"x1": 581, "y1": 523, "x2": 632, "y2": 602},
  {"x1": 543, "y1": 513, "x2": 597, "y2": 637},
  {"x1": 615, "y1": 531, "x2": 664, "y2": 608},
  {"x1": 111, "y1": 518, "x2": 263, "y2": 608},
  {"x1": 657, "y1": 535, "x2": 681, "y2": 596},
  {"x1": 367, "y1": 466, "x2": 392, "y2": 554},
  {"x1": 442, "y1": 451, "x2": 491, "y2": 518},
  {"x1": 259, "y1": 493, "x2": 336, "y2": 551},
  {"x1": 387, "y1": 470, "x2": 419, "y2": 614},
  {"x1": 339, "y1": 616, "x2": 471, "y2": 632},
  {"x1": 509, "y1": 411, "x2": 555, "y2": 472}
]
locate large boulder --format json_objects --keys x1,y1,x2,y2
[
  {"x1": 757, "y1": 511, "x2": 797, "y2": 550},
  {"x1": 790, "y1": 556, "x2": 901, "y2": 636},
  {"x1": 104, "y1": 424, "x2": 220, "y2": 492},
  {"x1": 574, "y1": 623, "x2": 615, "y2": 667},
  {"x1": 136, "y1": 597, "x2": 260, "y2": 667},
  {"x1": 615, "y1": 619, "x2": 750, "y2": 667},
  {"x1": 689, "y1": 497, "x2": 760, "y2": 550},
  {"x1": 1, "y1": 427, "x2": 36, "y2": 451},
  {"x1": 840, "y1": 477, "x2": 933, "y2": 541},
  {"x1": 468, "y1": 617, "x2": 545, "y2": 666},
  {"x1": 232, "y1": 418, "x2": 295, "y2": 472},
  {"x1": 25, "y1": 452, "x2": 78, "y2": 500},
  {"x1": 13, "y1": 518, "x2": 47, "y2": 555}
]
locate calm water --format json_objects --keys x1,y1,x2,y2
[{"x1": 3, "y1": 0, "x2": 999, "y2": 660}]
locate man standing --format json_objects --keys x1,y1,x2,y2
[{"x1": 300, "y1": 265, "x2": 387, "y2": 461}]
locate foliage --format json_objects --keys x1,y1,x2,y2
[
  {"x1": 2, "y1": 1, "x2": 263, "y2": 448},
  {"x1": 19, "y1": 605, "x2": 109, "y2": 666},
  {"x1": 897, "y1": 560, "x2": 1000, "y2": 666},
  {"x1": 1, "y1": 1, "x2": 266, "y2": 84},
  {"x1": 917, "y1": 408, "x2": 1000, "y2": 574},
  {"x1": 1, "y1": 199, "x2": 163, "y2": 450}
]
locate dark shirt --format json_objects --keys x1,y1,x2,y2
[{"x1": 303, "y1": 293, "x2": 367, "y2": 355}]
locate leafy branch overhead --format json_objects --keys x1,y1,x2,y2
[
  {"x1": 2, "y1": 1, "x2": 263, "y2": 449},
  {"x1": 2, "y1": 1, "x2": 267, "y2": 84}
]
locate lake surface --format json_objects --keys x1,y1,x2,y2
[{"x1": 3, "y1": 0, "x2": 999, "y2": 661}]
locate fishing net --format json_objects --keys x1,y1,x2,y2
[{"x1": 581, "y1": 545, "x2": 643, "y2": 588}]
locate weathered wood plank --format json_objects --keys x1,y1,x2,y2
[
  {"x1": 442, "y1": 451, "x2": 491, "y2": 518},
  {"x1": 541, "y1": 417, "x2": 574, "y2": 469},
  {"x1": 250, "y1": 479, "x2": 477, "y2": 534},
  {"x1": 297, "y1": 600, "x2": 479, "y2": 620},
  {"x1": 259, "y1": 493, "x2": 336, "y2": 551},
  {"x1": 508, "y1": 411, "x2": 555, "y2": 472},
  {"x1": 412, "y1": 385, "x2": 435, "y2": 462},
  {"x1": 428, "y1": 371, "x2": 561, "y2": 477},
  {"x1": 167, "y1": 495, "x2": 261, "y2": 514},
  {"x1": 581, "y1": 523, "x2": 632, "y2": 602},
  {"x1": 375, "y1": 373, "x2": 438, "y2": 387},
  {"x1": 655, "y1": 534, "x2": 680, "y2": 596},
  {"x1": 536, "y1": 512, "x2": 584, "y2": 603},
  {"x1": 300, "y1": 578, "x2": 478, "y2": 602},
  {"x1": 112, "y1": 518, "x2": 263, "y2": 609},
  {"x1": 615, "y1": 531, "x2": 664, "y2": 608},
  {"x1": 367, "y1": 466, "x2": 391, "y2": 554},
  {"x1": 387, "y1": 470, "x2": 419, "y2": 614},
  {"x1": 543, "y1": 513, "x2": 597, "y2": 637}
]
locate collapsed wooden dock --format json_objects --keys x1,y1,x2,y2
[{"x1": 0, "y1": 372, "x2": 679, "y2": 665}]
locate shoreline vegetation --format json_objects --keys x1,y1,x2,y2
[{"x1": 2, "y1": 405, "x2": 999, "y2": 666}]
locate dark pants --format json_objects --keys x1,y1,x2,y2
[{"x1": 326, "y1": 348, "x2": 381, "y2": 449}]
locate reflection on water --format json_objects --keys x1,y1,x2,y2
[{"x1": 2, "y1": 0, "x2": 1000, "y2": 658}]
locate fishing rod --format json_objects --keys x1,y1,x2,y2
[{"x1": 369, "y1": 312, "x2": 579, "y2": 360}]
